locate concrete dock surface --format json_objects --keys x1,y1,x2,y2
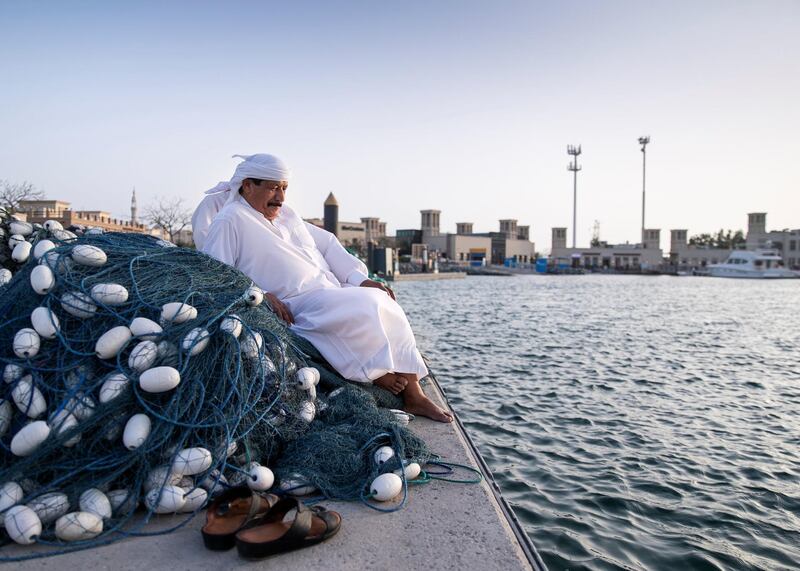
[{"x1": 9, "y1": 381, "x2": 535, "y2": 571}]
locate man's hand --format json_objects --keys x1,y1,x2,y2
[
  {"x1": 359, "y1": 279, "x2": 395, "y2": 300},
  {"x1": 265, "y1": 292, "x2": 294, "y2": 324}
]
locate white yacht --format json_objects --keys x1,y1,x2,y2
[{"x1": 708, "y1": 249, "x2": 798, "y2": 279}]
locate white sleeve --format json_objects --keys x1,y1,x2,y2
[
  {"x1": 191, "y1": 196, "x2": 217, "y2": 251},
  {"x1": 304, "y1": 222, "x2": 369, "y2": 286},
  {"x1": 202, "y1": 218, "x2": 239, "y2": 267}
]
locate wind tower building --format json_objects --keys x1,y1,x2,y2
[
  {"x1": 499, "y1": 219, "x2": 518, "y2": 240},
  {"x1": 746, "y1": 212, "x2": 767, "y2": 249},
  {"x1": 642, "y1": 229, "x2": 661, "y2": 250},
  {"x1": 324, "y1": 192, "x2": 339, "y2": 237},
  {"x1": 420, "y1": 209, "x2": 441, "y2": 240},
  {"x1": 456, "y1": 223, "x2": 473, "y2": 235},
  {"x1": 552, "y1": 227, "x2": 567, "y2": 250}
]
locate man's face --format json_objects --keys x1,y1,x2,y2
[{"x1": 241, "y1": 178, "x2": 288, "y2": 220}]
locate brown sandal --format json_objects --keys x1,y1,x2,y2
[
  {"x1": 201, "y1": 487, "x2": 279, "y2": 551},
  {"x1": 235, "y1": 497, "x2": 341, "y2": 559}
]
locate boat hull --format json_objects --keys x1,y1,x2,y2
[{"x1": 707, "y1": 268, "x2": 798, "y2": 279}]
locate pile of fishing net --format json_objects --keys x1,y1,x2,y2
[
  {"x1": 0, "y1": 228, "x2": 430, "y2": 558},
  {"x1": 1, "y1": 211, "x2": 73, "y2": 281}
]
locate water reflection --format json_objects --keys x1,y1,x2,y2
[{"x1": 396, "y1": 275, "x2": 800, "y2": 571}]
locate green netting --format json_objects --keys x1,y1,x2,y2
[{"x1": 0, "y1": 227, "x2": 430, "y2": 559}]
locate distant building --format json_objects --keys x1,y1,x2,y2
[
  {"x1": 131, "y1": 188, "x2": 138, "y2": 224},
  {"x1": 361, "y1": 217, "x2": 386, "y2": 243},
  {"x1": 171, "y1": 227, "x2": 195, "y2": 248},
  {"x1": 744, "y1": 212, "x2": 800, "y2": 269},
  {"x1": 499, "y1": 219, "x2": 517, "y2": 239},
  {"x1": 18, "y1": 198, "x2": 149, "y2": 235},
  {"x1": 395, "y1": 229, "x2": 422, "y2": 256},
  {"x1": 670, "y1": 212, "x2": 800, "y2": 270},
  {"x1": 668, "y1": 229, "x2": 731, "y2": 269},
  {"x1": 550, "y1": 226, "x2": 663, "y2": 269},
  {"x1": 427, "y1": 231, "x2": 493, "y2": 265},
  {"x1": 323, "y1": 192, "x2": 338, "y2": 236},
  {"x1": 456, "y1": 222, "x2": 473, "y2": 235},
  {"x1": 420, "y1": 209, "x2": 441, "y2": 240},
  {"x1": 418, "y1": 212, "x2": 535, "y2": 265},
  {"x1": 306, "y1": 193, "x2": 387, "y2": 249}
]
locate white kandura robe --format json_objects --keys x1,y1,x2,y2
[
  {"x1": 191, "y1": 186, "x2": 230, "y2": 251},
  {"x1": 202, "y1": 196, "x2": 428, "y2": 383}
]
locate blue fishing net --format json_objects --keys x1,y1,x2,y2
[{"x1": 0, "y1": 229, "x2": 430, "y2": 558}]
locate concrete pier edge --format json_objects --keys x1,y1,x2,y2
[{"x1": 427, "y1": 369, "x2": 548, "y2": 571}]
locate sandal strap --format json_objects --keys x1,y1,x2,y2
[
  {"x1": 246, "y1": 491, "x2": 265, "y2": 520},
  {"x1": 262, "y1": 497, "x2": 313, "y2": 545},
  {"x1": 277, "y1": 499, "x2": 314, "y2": 544},
  {"x1": 212, "y1": 486, "x2": 251, "y2": 516}
]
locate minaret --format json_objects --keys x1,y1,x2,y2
[
  {"x1": 131, "y1": 188, "x2": 138, "y2": 224},
  {"x1": 324, "y1": 192, "x2": 339, "y2": 236}
]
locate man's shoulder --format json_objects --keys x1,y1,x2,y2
[
  {"x1": 202, "y1": 191, "x2": 230, "y2": 208},
  {"x1": 211, "y1": 200, "x2": 247, "y2": 223}
]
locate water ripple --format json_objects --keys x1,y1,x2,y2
[{"x1": 396, "y1": 275, "x2": 800, "y2": 571}]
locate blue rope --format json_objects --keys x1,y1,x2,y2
[{"x1": 0, "y1": 230, "x2": 433, "y2": 560}]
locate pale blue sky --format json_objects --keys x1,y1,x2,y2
[{"x1": 1, "y1": 1, "x2": 798, "y2": 251}]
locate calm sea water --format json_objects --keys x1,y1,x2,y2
[{"x1": 394, "y1": 275, "x2": 800, "y2": 571}]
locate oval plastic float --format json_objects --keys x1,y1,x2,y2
[
  {"x1": 61, "y1": 291, "x2": 97, "y2": 318},
  {"x1": 11, "y1": 377, "x2": 47, "y2": 418},
  {"x1": 90, "y1": 283, "x2": 129, "y2": 306},
  {"x1": 172, "y1": 447, "x2": 212, "y2": 476},
  {"x1": 95, "y1": 326, "x2": 132, "y2": 359},
  {"x1": 31, "y1": 307, "x2": 60, "y2": 339},
  {"x1": 32, "y1": 240, "x2": 55, "y2": 260},
  {"x1": 181, "y1": 328, "x2": 210, "y2": 356},
  {"x1": 219, "y1": 314, "x2": 242, "y2": 338},
  {"x1": 370, "y1": 473, "x2": 403, "y2": 502},
  {"x1": 13, "y1": 328, "x2": 40, "y2": 359},
  {"x1": 247, "y1": 466, "x2": 275, "y2": 491},
  {"x1": 55, "y1": 511, "x2": 103, "y2": 541},
  {"x1": 71, "y1": 244, "x2": 107, "y2": 267},
  {"x1": 129, "y1": 317, "x2": 162, "y2": 340},
  {"x1": 4, "y1": 505, "x2": 41, "y2": 545},
  {"x1": 128, "y1": 340, "x2": 158, "y2": 372},
  {"x1": 99, "y1": 374, "x2": 129, "y2": 403},
  {"x1": 10, "y1": 421, "x2": 51, "y2": 456},
  {"x1": 9, "y1": 221, "x2": 33, "y2": 236},
  {"x1": 144, "y1": 485, "x2": 186, "y2": 514},
  {"x1": 12, "y1": 242, "x2": 32, "y2": 263},
  {"x1": 79, "y1": 488, "x2": 112, "y2": 520},
  {"x1": 139, "y1": 366, "x2": 181, "y2": 393},
  {"x1": 244, "y1": 285, "x2": 264, "y2": 306},
  {"x1": 27, "y1": 492, "x2": 70, "y2": 525},
  {"x1": 160, "y1": 302, "x2": 197, "y2": 324},
  {"x1": 122, "y1": 414, "x2": 151, "y2": 450},
  {"x1": 30, "y1": 265, "x2": 55, "y2": 295}
]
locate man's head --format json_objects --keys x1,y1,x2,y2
[
  {"x1": 228, "y1": 154, "x2": 291, "y2": 220},
  {"x1": 240, "y1": 178, "x2": 288, "y2": 220}
]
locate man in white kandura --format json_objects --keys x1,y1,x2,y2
[{"x1": 200, "y1": 154, "x2": 452, "y2": 423}]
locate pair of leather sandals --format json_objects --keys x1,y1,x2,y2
[{"x1": 201, "y1": 487, "x2": 342, "y2": 559}]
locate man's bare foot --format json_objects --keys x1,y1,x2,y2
[
  {"x1": 373, "y1": 373, "x2": 408, "y2": 395},
  {"x1": 403, "y1": 391, "x2": 453, "y2": 423}
]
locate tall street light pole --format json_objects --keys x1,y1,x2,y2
[
  {"x1": 567, "y1": 144, "x2": 582, "y2": 249},
  {"x1": 638, "y1": 136, "x2": 650, "y2": 244}
]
